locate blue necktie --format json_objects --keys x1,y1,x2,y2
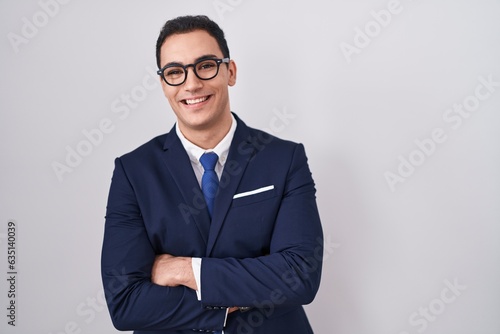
[{"x1": 200, "y1": 152, "x2": 219, "y2": 218}]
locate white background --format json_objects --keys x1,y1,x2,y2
[{"x1": 1, "y1": 0, "x2": 500, "y2": 333}]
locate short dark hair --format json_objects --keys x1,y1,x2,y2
[{"x1": 155, "y1": 15, "x2": 230, "y2": 69}]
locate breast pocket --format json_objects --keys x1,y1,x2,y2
[{"x1": 231, "y1": 185, "x2": 277, "y2": 207}]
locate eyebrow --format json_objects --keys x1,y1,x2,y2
[{"x1": 163, "y1": 54, "x2": 220, "y2": 67}]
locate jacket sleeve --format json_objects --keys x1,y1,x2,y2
[
  {"x1": 200, "y1": 144, "x2": 324, "y2": 308},
  {"x1": 101, "y1": 158, "x2": 226, "y2": 332}
]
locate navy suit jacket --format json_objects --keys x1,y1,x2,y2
[{"x1": 101, "y1": 114, "x2": 323, "y2": 333}]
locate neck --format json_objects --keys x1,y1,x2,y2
[{"x1": 179, "y1": 113, "x2": 233, "y2": 150}]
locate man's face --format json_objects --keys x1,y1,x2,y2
[{"x1": 159, "y1": 30, "x2": 237, "y2": 133}]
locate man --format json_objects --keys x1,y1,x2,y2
[{"x1": 101, "y1": 15, "x2": 323, "y2": 334}]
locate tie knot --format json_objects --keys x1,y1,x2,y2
[{"x1": 200, "y1": 152, "x2": 218, "y2": 171}]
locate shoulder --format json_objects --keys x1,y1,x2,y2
[
  {"x1": 232, "y1": 121, "x2": 308, "y2": 171},
  {"x1": 238, "y1": 120, "x2": 305, "y2": 158},
  {"x1": 117, "y1": 132, "x2": 170, "y2": 165}
]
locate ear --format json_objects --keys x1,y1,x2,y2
[{"x1": 227, "y1": 59, "x2": 237, "y2": 86}]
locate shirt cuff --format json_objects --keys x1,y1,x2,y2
[
  {"x1": 191, "y1": 257, "x2": 202, "y2": 300},
  {"x1": 223, "y1": 308, "x2": 229, "y2": 327}
]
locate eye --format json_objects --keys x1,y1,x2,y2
[
  {"x1": 166, "y1": 67, "x2": 184, "y2": 76},
  {"x1": 197, "y1": 60, "x2": 217, "y2": 71}
]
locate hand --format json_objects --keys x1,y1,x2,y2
[{"x1": 151, "y1": 254, "x2": 198, "y2": 290}]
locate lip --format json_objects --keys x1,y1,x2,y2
[{"x1": 179, "y1": 94, "x2": 212, "y2": 108}]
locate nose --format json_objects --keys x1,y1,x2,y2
[{"x1": 183, "y1": 66, "x2": 203, "y2": 91}]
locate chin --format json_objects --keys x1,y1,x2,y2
[{"x1": 180, "y1": 113, "x2": 216, "y2": 129}]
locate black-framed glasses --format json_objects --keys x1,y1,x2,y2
[{"x1": 157, "y1": 57, "x2": 230, "y2": 86}]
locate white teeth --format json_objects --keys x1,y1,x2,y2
[{"x1": 185, "y1": 96, "x2": 208, "y2": 105}]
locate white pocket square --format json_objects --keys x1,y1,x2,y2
[{"x1": 233, "y1": 185, "x2": 275, "y2": 199}]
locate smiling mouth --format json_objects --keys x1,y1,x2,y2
[{"x1": 182, "y1": 95, "x2": 211, "y2": 105}]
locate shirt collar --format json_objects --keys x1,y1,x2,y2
[{"x1": 175, "y1": 113, "x2": 237, "y2": 166}]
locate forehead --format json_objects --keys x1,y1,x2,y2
[{"x1": 160, "y1": 30, "x2": 223, "y2": 64}]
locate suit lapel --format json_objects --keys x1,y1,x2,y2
[
  {"x1": 161, "y1": 127, "x2": 211, "y2": 246},
  {"x1": 206, "y1": 116, "x2": 255, "y2": 255}
]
